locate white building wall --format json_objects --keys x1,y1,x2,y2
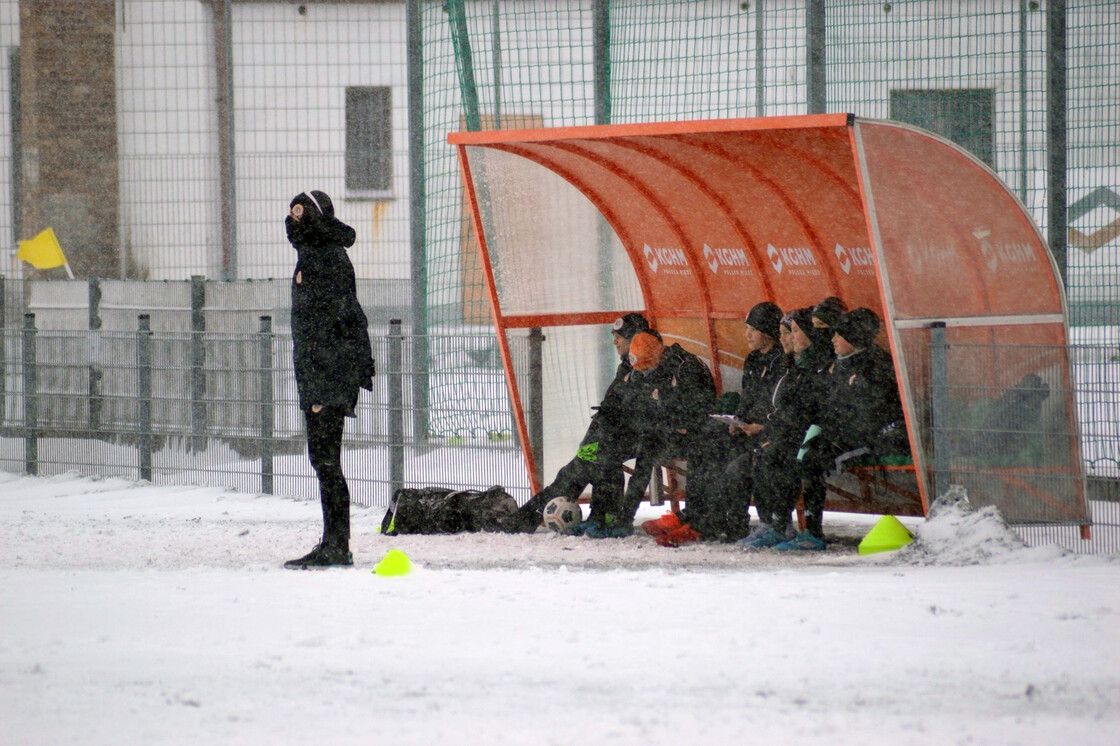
[
  {"x1": 0, "y1": 0, "x2": 1112, "y2": 288},
  {"x1": 116, "y1": 0, "x2": 222, "y2": 281},
  {"x1": 232, "y1": 1, "x2": 409, "y2": 281},
  {"x1": 113, "y1": 0, "x2": 409, "y2": 282}
]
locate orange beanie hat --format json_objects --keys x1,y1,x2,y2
[{"x1": 628, "y1": 332, "x2": 664, "y2": 372}]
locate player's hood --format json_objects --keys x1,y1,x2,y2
[{"x1": 286, "y1": 190, "x2": 356, "y2": 250}]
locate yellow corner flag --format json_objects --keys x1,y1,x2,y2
[{"x1": 18, "y1": 227, "x2": 74, "y2": 278}]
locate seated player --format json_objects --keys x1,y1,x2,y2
[
  {"x1": 644, "y1": 301, "x2": 786, "y2": 544},
  {"x1": 616, "y1": 331, "x2": 719, "y2": 546},
  {"x1": 515, "y1": 313, "x2": 655, "y2": 537},
  {"x1": 738, "y1": 307, "x2": 834, "y2": 549},
  {"x1": 783, "y1": 307, "x2": 908, "y2": 551}
]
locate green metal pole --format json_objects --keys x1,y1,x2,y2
[
  {"x1": 406, "y1": 0, "x2": 430, "y2": 441},
  {"x1": 1019, "y1": 0, "x2": 1029, "y2": 203},
  {"x1": 807, "y1": 0, "x2": 826, "y2": 114},
  {"x1": 755, "y1": 0, "x2": 766, "y2": 117},
  {"x1": 491, "y1": 0, "x2": 502, "y2": 129},
  {"x1": 447, "y1": 0, "x2": 482, "y2": 132},
  {"x1": 1046, "y1": 0, "x2": 1067, "y2": 290},
  {"x1": 594, "y1": 0, "x2": 615, "y2": 392},
  {"x1": 593, "y1": 0, "x2": 611, "y2": 126}
]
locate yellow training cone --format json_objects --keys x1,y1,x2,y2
[
  {"x1": 858, "y1": 515, "x2": 914, "y2": 555},
  {"x1": 373, "y1": 548, "x2": 412, "y2": 577}
]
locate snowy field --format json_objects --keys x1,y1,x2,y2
[{"x1": 2, "y1": 472, "x2": 1120, "y2": 746}]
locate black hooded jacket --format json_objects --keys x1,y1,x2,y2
[
  {"x1": 735, "y1": 344, "x2": 788, "y2": 424},
  {"x1": 758, "y1": 339, "x2": 833, "y2": 454},
  {"x1": 817, "y1": 344, "x2": 905, "y2": 453},
  {"x1": 626, "y1": 343, "x2": 718, "y2": 438},
  {"x1": 287, "y1": 191, "x2": 375, "y2": 415}
]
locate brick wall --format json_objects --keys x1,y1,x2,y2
[{"x1": 19, "y1": 0, "x2": 120, "y2": 278}]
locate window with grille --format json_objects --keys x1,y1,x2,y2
[
  {"x1": 346, "y1": 86, "x2": 392, "y2": 196},
  {"x1": 890, "y1": 89, "x2": 995, "y2": 169}
]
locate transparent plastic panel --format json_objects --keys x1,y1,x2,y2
[
  {"x1": 507, "y1": 324, "x2": 624, "y2": 485},
  {"x1": 898, "y1": 323, "x2": 1088, "y2": 525},
  {"x1": 464, "y1": 146, "x2": 642, "y2": 318}
]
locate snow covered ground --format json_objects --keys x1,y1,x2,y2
[{"x1": 2, "y1": 472, "x2": 1119, "y2": 745}]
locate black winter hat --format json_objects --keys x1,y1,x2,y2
[
  {"x1": 812, "y1": 296, "x2": 848, "y2": 329},
  {"x1": 612, "y1": 312, "x2": 651, "y2": 340},
  {"x1": 290, "y1": 190, "x2": 334, "y2": 222},
  {"x1": 833, "y1": 307, "x2": 881, "y2": 349},
  {"x1": 785, "y1": 307, "x2": 815, "y2": 334},
  {"x1": 745, "y1": 301, "x2": 782, "y2": 340}
]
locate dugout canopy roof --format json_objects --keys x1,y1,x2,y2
[{"x1": 450, "y1": 114, "x2": 1087, "y2": 525}]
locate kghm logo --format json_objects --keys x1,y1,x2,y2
[
  {"x1": 834, "y1": 243, "x2": 875, "y2": 275},
  {"x1": 766, "y1": 244, "x2": 818, "y2": 276},
  {"x1": 974, "y1": 228, "x2": 1035, "y2": 274},
  {"x1": 643, "y1": 243, "x2": 691, "y2": 275},
  {"x1": 905, "y1": 239, "x2": 956, "y2": 274},
  {"x1": 702, "y1": 244, "x2": 752, "y2": 275}
]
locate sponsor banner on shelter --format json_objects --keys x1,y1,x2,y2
[
  {"x1": 833, "y1": 243, "x2": 875, "y2": 277},
  {"x1": 973, "y1": 228, "x2": 1036, "y2": 275},
  {"x1": 643, "y1": 243, "x2": 692, "y2": 276},
  {"x1": 701, "y1": 243, "x2": 754, "y2": 277},
  {"x1": 765, "y1": 243, "x2": 820, "y2": 277}
]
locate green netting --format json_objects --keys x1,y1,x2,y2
[
  {"x1": 419, "y1": 0, "x2": 1118, "y2": 479},
  {"x1": 420, "y1": 0, "x2": 1119, "y2": 337}
]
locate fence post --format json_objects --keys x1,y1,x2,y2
[
  {"x1": 258, "y1": 316, "x2": 274, "y2": 495},
  {"x1": 807, "y1": 0, "x2": 827, "y2": 114},
  {"x1": 930, "y1": 322, "x2": 950, "y2": 500},
  {"x1": 406, "y1": 0, "x2": 431, "y2": 445},
  {"x1": 0, "y1": 276, "x2": 6, "y2": 427},
  {"x1": 592, "y1": 0, "x2": 611, "y2": 125},
  {"x1": 528, "y1": 326, "x2": 544, "y2": 487},
  {"x1": 22, "y1": 313, "x2": 36, "y2": 476},
  {"x1": 190, "y1": 275, "x2": 207, "y2": 449},
  {"x1": 88, "y1": 276, "x2": 102, "y2": 432},
  {"x1": 1047, "y1": 0, "x2": 1067, "y2": 290},
  {"x1": 388, "y1": 319, "x2": 404, "y2": 498},
  {"x1": 137, "y1": 314, "x2": 153, "y2": 482}
]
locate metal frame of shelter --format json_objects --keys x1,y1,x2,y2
[{"x1": 450, "y1": 114, "x2": 1089, "y2": 527}]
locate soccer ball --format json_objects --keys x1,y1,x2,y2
[{"x1": 542, "y1": 496, "x2": 583, "y2": 533}]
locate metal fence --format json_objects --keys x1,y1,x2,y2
[
  {"x1": 2, "y1": 300, "x2": 1118, "y2": 553},
  {"x1": 0, "y1": 312, "x2": 532, "y2": 508},
  {"x1": 0, "y1": 2, "x2": 1117, "y2": 554}
]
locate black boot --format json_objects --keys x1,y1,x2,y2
[
  {"x1": 284, "y1": 542, "x2": 353, "y2": 569},
  {"x1": 320, "y1": 470, "x2": 351, "y2": 551},
  {"x1": 286, "y1": 465, "x2": 353, "y2": 569},
  {"x1": 802, "y1": 475, "x2": 826, "y2": 540}
]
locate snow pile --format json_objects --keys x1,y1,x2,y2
[{"x1": 894, "y1": 485, "x2": 1067, "y2": 566}]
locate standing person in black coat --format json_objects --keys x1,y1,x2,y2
[{"x1": 284, "y1": 190, "x2": 376, "y2": 569}]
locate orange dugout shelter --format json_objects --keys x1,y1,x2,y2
[{"x1": 449, "y1": 114, "x2": 1088, "y2": 528}]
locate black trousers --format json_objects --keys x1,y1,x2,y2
[
  {"x1": 618, "y1": 430, "x2": 724, "y2": 533},
  {"x1": 798, "y1": 440, "x2": 846, "y2": 540},
  {"x1": 751, "y1": 439, "x2": 802, "y2": 534},
  {"x1": 517, "y1": 452, "x2": 625, "y2": 528},
  {"x1": 305, "y1": 407, "x2": 350, "y2": 549},
  {"x1": 707, "y1": 442, "x2": 757, "y2": 541}
]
